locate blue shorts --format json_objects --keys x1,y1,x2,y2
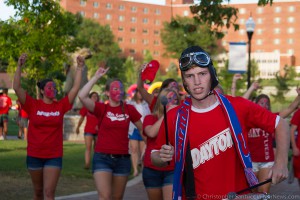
[
  {"x1": 129, "y1": 128, "x2": 143, "y2": 141},
  {"x1": 84, "y1": 132, "x2": 97, "y2": 137},
  {"x1": 142, "y1": 167, "x2": 174, "y2": 188},
  {"x1": 26, "y1": 156, "x2": 62, "y2": 170},
  {"x1": 92, "y1": 152, "x2": 131, "y2": 176}
]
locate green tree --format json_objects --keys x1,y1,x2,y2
[
  {"x1": 161, "y1": 16, "x2": 221, "y2": 59},
  {"x1": 189, "y1": 0, "x2": 273, "y2": 38},
  {"x1": 1, "y1": 0, "x2": 82, "y2": 98}
]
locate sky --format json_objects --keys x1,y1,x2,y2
[{"x1": 0, "y1": 0, "x2": 257, "y2": 21}]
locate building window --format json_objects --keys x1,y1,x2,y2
[
  {"x1": 256, "y1": 39, "x2": 263, "y2": 45},
  {"x1": 143, "y1": 18, "x2": 148, "y2": 24},
  {"x1": 239, "y1": 29, "x2": 245, "y2": 35},
  {"x1": 106, "y1": 3, "x2": 112, "y2": 9},
  {"x1": 154, "y1": 40, "x2": 160, "y2": 45},
  {"x1": 154, "y1": 20, "x2": 160, "y2": 25},
  {"x1": 142, "y1": 49, "x2": 148, "y2": 55},
  {"x1": 143, "y1": 8, "x2": 148, "y2": 14},
  {"x1": 130, "y1": 38, "x2": 137, "y2": 44},
  {"x1": 129, "y1": 49, "x2": 136, "y2": 54},
  {"x1": 183, "y1": 10, "x2": 189, "y2": 16},
  {"x1": 287, "y1": 38, "x2": 294, "y2": 44},
  {"x1": 274, "y1": 17, "x2": 281, "y2": 24},
  {"x1": 257, "y1": 7, "x2": 263, "y2": 14},
  {"x1": 93, "y1": 2, "x2": 99, "y2": 8},
  {"x1": 239, "y1": 18, "x2": 245, "y2": 25},
  {"x1": 273, "y1": 39, "x2": 280, "y2": 45},
  {"x1": 119, "y1": 16, "x2": 124, "y2": 22},
  {"x1": 153, "y1": 51, "x2": 159, "y2": 56},
  {"x1": 274, "y1": 49, "x2": 280, "y2": 54},
  {"x1": 80, "y1": 0, "x2": 86, "y2": 6},
  {"x1": 131, "y1": 17, "x2": 137, "y2": 23},
  {"x1": 256, "y1": 29, "x2": 263, "y2": 35},
  {"x1": 118, "y1": 37, "x2": 123, "y2": 42},
  {"x1": 239, "y1": 8, "x2": 246, "y2": 14},
  {"x1": 288, "y1": 6, "x2": 295, "y2": 12},
  {"x1": 274, "y1": 6, "x2": 281, "y2": 13},
  {"x1": 142, "y1": 39, "x2": 149, "y2": 45},
  {"x1": 142, "y1": 29, "x2": 148, "y2": 34},
  {"x1": 287, "y1": 49, "x2": 294, "y2": 55},
  {"x1": 288, "y1": 17, "x2": 295, "y2": 23},
  {"x1": 222, "y1": 40, "x2": 227, "y2": 46},
  {"x1": 154, "y1": 9, "x2": 161, "y2": 15},
  {"x1": 257, "y1": 18, "x2": 263, "y2": 24},
  {"x1": 273, "y1": 28, "x2": 280, "y2": 34},
  {"x1": 119, "y1": 5, "x2": 125, "y2": 10},
  {"x1": 287, "y1": 27, "x2": 294, "y2": 34},
  {"x1": 106, "y1": 14, "x2": 112, "y2": 20},
  {"x1": 154, "y1": 30, "x2": 160, "y2": 35},
  {"x1": 131, "y1": 6, "x2": 137, "y2": 12},
  {"x1": 118, "y1": 26, "x2": 124, "y2": 31},
  {"x1": 130, "y1": 28, "x2": 136, "y2": 33},
  {"x1": 93, "y1": 13, "x2": 99, "y2": 18},
  {"x1": 79, "y1": 11, "x2": 85, "y2": 17}
]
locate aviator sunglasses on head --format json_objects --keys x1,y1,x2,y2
[{"x1": 179, "y1": 52, "x2": 211, "y2": 71}]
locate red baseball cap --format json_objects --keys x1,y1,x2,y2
[{"x1": 141, "y1": 60, "x2": 159, "y2": 83}]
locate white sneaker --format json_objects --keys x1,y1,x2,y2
[{"x1": 0, "y1": 136, "x2": 4, "y2": 140}]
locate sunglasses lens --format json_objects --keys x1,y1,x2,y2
[
  {"x1": 195, "y1": 53, "x2": 210, "y2": 66},
  {"x1": 179, "y1": 57, "x2": 191, "y2": 70}
]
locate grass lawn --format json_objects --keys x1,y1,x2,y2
[{"x1": 0, "y1": 140, "x2": 97, "y2": 200}]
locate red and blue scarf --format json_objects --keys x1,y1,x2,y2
[{"x1": 172, "y1": 91, "x2": 258, "y2": 200}]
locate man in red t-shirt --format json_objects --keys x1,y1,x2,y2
[
  {"x1": 0, "y1": 88, "x2": 12, "y2": 140},
  {"x1": 151, "y1": 46, "x2": 290, "y2": 200}
]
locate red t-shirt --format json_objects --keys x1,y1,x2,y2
[
  {"x1": 93, "y1": 102, "x2": 141, "y2": 154},
  {"x1": 143, "y1": 114, "x2": 174, "y2": 171},
  {"x1": 291, "y1": 109, "x2": 300, "y2": 147},
  {"x1": 248, "y1": 111, "x2": 278, "y2": 162},
  {"x1": 22, "y1": 93, "x2": 72, "y2": 158},
  {"x1": 154, "y1": 96, "x2": 277, "y2": 199},
  {"x1": 17, "y1": 100, "x2": 28, "y2": 118},
  {"x1": 79, "y1": 107, "x2": 98, "y2": 134},
  {"x1": 0, "y1": 94, "x2": 12, "y2": 114}
]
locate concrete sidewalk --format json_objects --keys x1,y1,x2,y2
[{"x1": 56, "y1": 174, "x2": 300, "y2": 200}]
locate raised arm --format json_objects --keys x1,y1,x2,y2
[
  {"x1": 13, "y1": 54, "x2": 27, "y2": 105},
  {"x1": 137, "y1": 64, "x2": 153, "y2": 105},
  {"x1": 67, "y1": 56, "x2": 85, "y2": 104},
  {"x1": 279, "y1": 88, "x2": 300, "y2": 118},
  {"x1": 78, "y1": 66, "x2": 109, "y2": 113},
  {"x1": 269, "y1": 117, "x2": 289, "y2": 184},
  {"x1": 231, "y1": 73, "x2": 242, "y2": 97},
  {"x1": 242, "y1": 81, "x2": 260, "y2": 100}
]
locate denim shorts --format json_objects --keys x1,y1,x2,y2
[
  {"x1": 252, "y1": 161, "x2": 274, "y2": 172},
  {"x1": 142, "y1": 167, "x2": 174, "y2": 188},
  {"x1": 129, "y1": 128, "x2": 143, "y2": 141},
  {"x1": 92, "y1": 152, "x2": 131, "y2": 176},
  {"x1": 26, "y1": 156, "x2": 62, "y2": 170},
  {"x1": 84, "y1": 132, "x2": 97, "y2": 137}
]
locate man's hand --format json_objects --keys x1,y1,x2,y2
[{"x1": 18, "y1": 53, "x2": 27, "y2": 67}]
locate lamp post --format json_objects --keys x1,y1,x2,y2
[{"x1": 246, "y1": 16, "x2": 256, "y2": 89}]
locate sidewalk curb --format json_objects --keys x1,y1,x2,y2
[{"x1": 56, "y1": 173, "x2": 143, "y2": 200}]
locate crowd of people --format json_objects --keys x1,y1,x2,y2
[{"x1": 1, "y1": 46, "x2": 299, "y2": 200}]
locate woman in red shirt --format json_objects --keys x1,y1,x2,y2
[
  {"x1": 78, "y1": 66, "x2": 143, "y2": 200},
  {"x1": 76, "y1": 92, "x2": 100, "y2": 169},
  {"x1": 13, "y1": 53, "x2": 85, "y2": 200}
]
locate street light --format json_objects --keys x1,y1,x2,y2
[{"x1": 246, "y1": 16, "x2": 256, "y2": 89}]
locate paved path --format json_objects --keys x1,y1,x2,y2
[{"x1": 56, "y1": 174, "x2": 300, "y2": 200}]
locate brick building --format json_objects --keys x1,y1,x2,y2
[{"x1": 60, "y1": 0, "x2": 300, "y2": 78}]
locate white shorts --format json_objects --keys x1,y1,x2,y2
[{"x1": 252, "y1": 161, "x2": 274, "y2": 172}]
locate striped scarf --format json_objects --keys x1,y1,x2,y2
[{"x1": 172, "y1": 91, "x2": 258, "y2": 200}]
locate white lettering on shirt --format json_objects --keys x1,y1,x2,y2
[
  {"x1": 106, "y1": 111, "x2": 129, "y2": 121},
  {"x1": 191, "y1": 128, "x2": 233, "y2": 169},
  {"x1": 36, "y1": 111, "x2": 60, "y2": 117}
]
